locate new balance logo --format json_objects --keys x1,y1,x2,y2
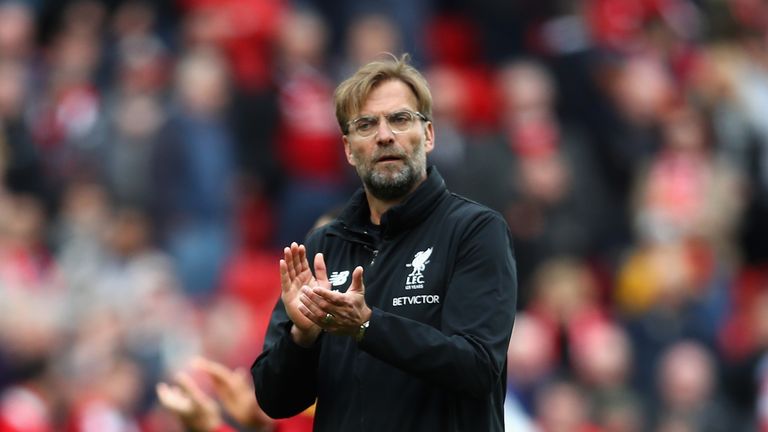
[{"x1": 329, "y1": 271, "x2": 350, "y2": 287}]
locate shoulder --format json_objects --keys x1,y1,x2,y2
[
  {"x1": 443, "y1": 192, "x2": 508, "y2": 225},
  {"x1": 304, "y1": 219, "x2": 337, "y2": 246},
  {"x1": 431, "y1": 192, "x2": 512, "y2": 248},
  {"x1": 436, "y1": 193, "x2": 516, "y2": 264}
]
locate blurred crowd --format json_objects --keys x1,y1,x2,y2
[{"x1": 0, "y1": 0, "x2": 767, "y2": 431}]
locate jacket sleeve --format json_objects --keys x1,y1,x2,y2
[
  {"x1": 250, "y1": 238, "x2": 324, "y2": 418},
  {"x1": 359, "y1": 211, "x2": 517, "y2": 397}
]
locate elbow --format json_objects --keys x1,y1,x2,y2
[
  {"x1": 255, "y1": 387, "x2": 312, "y2": 419},
  {"x1": 253, "y1": 373, "x2": 315, "y2": 419},
  {"x1": 253, "y1": 380, "x2": 281, "y2": 419},
  {"x1": 459, "y1": 337, "x2": 508, "y2": 397},
  {"x1": 455, "y1": 354, "x2": 504, "y2": 398},
  {"x1": 254, "y1": 390, "x2": 282, "y2": 419},
  {"x1": 469, "y1": 368, "x2": 502, "y2": 398}
]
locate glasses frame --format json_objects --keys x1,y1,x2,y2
[{"x1": 347, "y1": 109, "x2": 429, "y2": 138}]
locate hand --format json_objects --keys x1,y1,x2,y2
[
  {"x1": 192, "y1": 358, "x2": 274, "y2": 429},
  {"x1": 280, "y1": 243, "x2": 325, "y2": 345},
  {"x1": 299, "y1": 265, "x2": 372, "y2": 337},
  {"x1": 156, "y1": 371, "x2": 222, "y2": 432}
]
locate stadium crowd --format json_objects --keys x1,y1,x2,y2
[{"x1": 0, "y1": 0, "x2": 767, "y2": 431}]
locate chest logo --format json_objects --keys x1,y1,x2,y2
[
  {"x1": 329, "y1": 271, "x2": 350, "y2": 287},
  {"x1": 405, "y1": 247, "x2": 432, "y2": 290}
]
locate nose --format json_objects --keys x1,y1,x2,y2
[{"x1": 375, "y1": 117, "x2": 395, "y2": 144}]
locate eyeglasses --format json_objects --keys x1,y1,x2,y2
[{"x1": 347, "y1": 110, "x2": 428, "y2": 138}]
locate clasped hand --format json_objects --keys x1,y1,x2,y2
[{"x1": 280, "y1": 243, "x2": 371, "y2": 345}]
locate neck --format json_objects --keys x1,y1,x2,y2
[
  {"x1": 366, "y1": 195, "x2": 402, "y2": 225},
  {"x1": 365, "y1": 174, "x2": 428, "y2": 225}
]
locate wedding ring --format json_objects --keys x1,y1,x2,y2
[{"x1": 322, "y1": 313, "x2": 335, "y2": 325}]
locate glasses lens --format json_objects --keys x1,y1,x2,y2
[
  {"x1": 386, "y1": 111, "x2": 415, "y2": 132},
  {"x1": 352, "y1": 117, "x2": 378, "y2": 137},
  {"x1": 350, "y1": 111, "x2": 422, "y2": 137}
]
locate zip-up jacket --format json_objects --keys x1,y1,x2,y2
[{"x1": 252, "y1": 167, "x2": 517, "y2": 431}]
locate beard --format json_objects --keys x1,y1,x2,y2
[{"x1": 357, "y1": 142, "x2": 426, "y2": 202}]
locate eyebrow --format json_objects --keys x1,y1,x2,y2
[{"x1": 355, "y1": 108, "x2": 415, "y2": 117}]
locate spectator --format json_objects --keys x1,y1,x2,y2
[
  {"x1": 272, "y1": 7, "x2": 350, "y2": 246},
  {"x1": 152, "y1": 47, "x2": 239, "y2": 298},
  {"x1": 533, "y1": 378, "x2": 602, "y2": 432},
  {"x1": 654, "y1": 341, "x2": 739, "y2": 432},
  {"x1": 157, "y1": 357, "x2": 274, "y2": 432}
]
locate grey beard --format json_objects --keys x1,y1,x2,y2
[{"x1": 361, "y1": 163, "x2": 419, "y2": 201}]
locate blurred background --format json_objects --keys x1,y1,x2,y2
[{"x1": 0, "y1": 0, "x2": 766, "y2": 430}]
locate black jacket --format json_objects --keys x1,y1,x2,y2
[{"x1": 252, "y1": 167, "x2": 517, "y2": 431}]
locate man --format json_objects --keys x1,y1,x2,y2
[{"x1": 251, "y1": 54, "x2": 517, "y2": 431}]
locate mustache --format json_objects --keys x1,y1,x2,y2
[{"x1": 373, "y1": 151, "x2": 407, "y2": 161}]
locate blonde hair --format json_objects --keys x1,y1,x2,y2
[{"x1": 334, "y1": 53, "x2": 432, "y2": 135}]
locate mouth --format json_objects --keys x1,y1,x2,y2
[{"x1": 375, "y1": 154, "x2": 404, "y2": 164}]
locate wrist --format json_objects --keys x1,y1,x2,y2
[
  {"x1": 290, "y1": 324, "x2": 321, "y2": 348},
  {"x1": 355, "y1": 319, "x2": 370, "y2": 343}
]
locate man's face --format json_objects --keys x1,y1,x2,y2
[{"x1": 343, "y1": 79, "x2": 434, "y2": 201}]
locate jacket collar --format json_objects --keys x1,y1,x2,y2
[{"x1": 337, "y1": 166, "x2": 448, "y2": 239}]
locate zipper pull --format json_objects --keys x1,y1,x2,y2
[{"x1": 370, "y1": 250, "x2": 379, "y2": 266}]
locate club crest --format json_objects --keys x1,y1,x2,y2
[{"x1": 405, "y1": 247, "x2": 432, "y2": 290}]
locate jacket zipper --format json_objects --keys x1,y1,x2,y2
[{"x1": 334, "y1": 225, "x2": 379, "y2": 266}]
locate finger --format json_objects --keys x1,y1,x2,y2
[
  {"x1": 193, "y1": 358, "x2": 235, "y2": 390},
  {"x1": 280, "y1": 260, "x2": 291, "y2": 293},
  {"x1": 348, "y1": 266, "x2": 365, "y2": 295},
  {"x1": 288, "y1": 242, "x2": 306, "y2": 280},
  {"x1": 310, "y1": 286, "x2": 347, "y2": 306},
  {"x1": 298, "y1": 287, "x2": 338, "y2": 328},
  {"x1": 156, "y1": 383, "x2": 192, "y2": 413},
  {"x1": 283, "y1": 247, "x2": 297, "y2": 280},
  {"x1": 174, "y1": 371, "x2": 211, "y2": 408},
  {"x1": 302, "y1": 285, "x2": 342, "y2": 311},
  {"x1": 290, "y1": 243, "x2": 303, "y2": 278},
  {"x1": 297, "y1": 244, "x2": 310, "y2": 275},
  {"x1": 299, "y1": 286, "x2": 330, "y2": 322},
  {"x1": 297, "y1": 300, "x2": 324, "y2": 327},
  {"x1": 156, "y1": 383, "x2": 182, "y2": 408},
  {"x1": 314, "y1": 253, "x2": 328, "y2": 283}
]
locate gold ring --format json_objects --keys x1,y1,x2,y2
[{"x1": 322, "y1": 313, "x2": 334, "y2": 325}]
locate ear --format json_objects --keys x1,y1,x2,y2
[
  {"x1": 343, "y1": 135, "x2": 356, "y2": 167},
  {"x1": 423, "y1": 121, "x2": 435, "y2": 154}
]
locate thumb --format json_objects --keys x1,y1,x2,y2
[
  {"x1": 348, "y1": 266, "x2": 365, "y2": 295},
  {"x1": 314, "y1": 253, "x2": 328, "y2": 283}
]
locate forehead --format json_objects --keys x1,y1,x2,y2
[{"x1": 358, "y1": 79, "x2": 418, "y2": 115}]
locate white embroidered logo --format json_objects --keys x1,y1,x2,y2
[
  {"x1": 329, "y1": 271, "x2": 350, "y2": 287},
  {"x1": 405, "y1": 247, "x2": 432, "y2": 290}
]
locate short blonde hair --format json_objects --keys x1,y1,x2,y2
[{"x1": 334, "y1": 53, "x2": 432, "y2": 135}]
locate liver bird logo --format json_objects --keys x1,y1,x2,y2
[{"x1": 407, "y1": 247, "x2": 433, "y2": 274}]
